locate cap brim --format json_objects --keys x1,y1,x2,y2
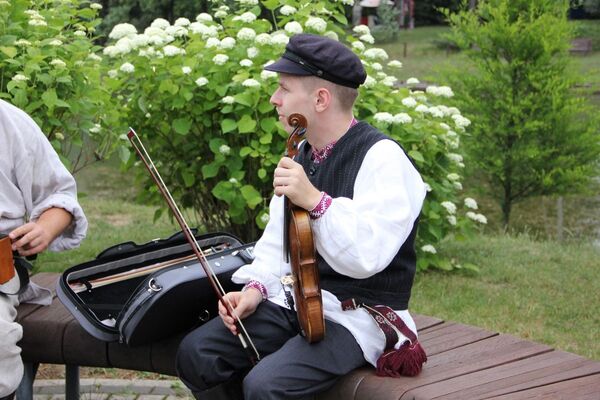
[{"x1": 264, "y1": 58, "x2": 313, "y2": 76}]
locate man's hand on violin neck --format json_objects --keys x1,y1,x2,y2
[{"x1": 274, "y1": 157, "x2": 321, "y2": 210}]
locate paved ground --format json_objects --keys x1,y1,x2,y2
[{"x1": 32, "y1": 379, "x2": 193, "y2": 400}]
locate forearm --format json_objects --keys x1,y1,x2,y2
[{"x1": 36, "y1": 207, "x2": 73, "y2": 242}]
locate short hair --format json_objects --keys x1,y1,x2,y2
[{"x1": 303, "y1": 76, "x2": 359, "y2": 112}]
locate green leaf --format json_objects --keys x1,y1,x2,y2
[
  {"x1": 240, "y1": 146, "x2": 252, "y2": 157},
  {"x1": 408, "y1": 150, "x2": 424, "y2": 163},
  {"x1": 258, "y1": 168, "x2": 267, "y2": 179},
  {"x1": 260, "y1": 117, "x2": 276, "y2": 134},
  {"x1": 41, "y1": 89, "x2": 58, "y2": 110},
  {"x1": 202, "y1": 162, "x2": 220, "y2": 178},
  {"x1": 0, "y1": 46, "x2": 17, "y2": 58},
  {"x1": 234, "y1": 92, "x2": 253, "y2": 107},
  {"x1": 237, "y1": 114, "x2": 257, "y2": 133},
  {"x1": 259, "y1": 133, "x2": 272, "y2": 144},
  {"x1": 221, "y1": 118, "x2": 237, "y2": 133},
  {"x1": 172, "y1": 118, "x2": 192, "y2": 135},
  {"x1": 182, "y1": 170, "x2": 195, "y2": 187},
  {"x1": 212, "y1": 181, "x2": 233, "y2": 202},
  {"x1": 240, "y1": 184, "x2": 262, "y2": 209}
]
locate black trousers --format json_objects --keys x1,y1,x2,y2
[{"x1": 176, "y1": 301, "x2": 366, "y2": 400}]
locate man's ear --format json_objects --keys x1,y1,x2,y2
[{"x1": 314, "y1": 88, "x2": 331, "y2": 112}]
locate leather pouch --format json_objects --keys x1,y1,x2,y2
[{"x1": 0, "y1": 234, "x2": 15, "y2": 285}]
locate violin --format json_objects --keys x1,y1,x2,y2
[{"x1": 283, "y1": 113, "x2": 325, "y2": 343}]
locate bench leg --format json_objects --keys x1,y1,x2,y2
[
  {"x1": 65, "y1": 365, "x2": 79, "y2": 400},
  {"x1": 16, "y1": 362, "x2": 38, "y2": 400}
]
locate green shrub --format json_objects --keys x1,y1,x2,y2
[
  {"x1": 443, "y1": 0, "x2": 600, "y2": 227},
  {"x1": 0, "y1": 0, "x2": 122, "y2": 172}
]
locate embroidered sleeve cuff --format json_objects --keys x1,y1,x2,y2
[
  {"x1": 242, "y1": 280, "x2": 268, "y2": 302},
  {"x1": 309, "y1": 192, "x2": 332, "y2": 219}
]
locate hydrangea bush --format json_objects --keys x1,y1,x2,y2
[{"x1": 0, "y1": 0, "x2": 121, "y2": 172}]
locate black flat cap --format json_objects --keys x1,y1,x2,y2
[{"x1": 264, "y1": 34, "x2": 366, "y2": 89}]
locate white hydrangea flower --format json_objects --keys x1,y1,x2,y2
[
  {"x1": 247, "y1": 47, "x2": 259, "y2": 58},
  {"x1": 441, "y1": 201, "x2": 457, "y2": 214},
  {"x1": 426, "y1": 85, "x2": 454, "y2": 98},
  {"x1": 239, "y1": 59, "x2": 253, "y2": 67},
  {"x1": 424, "y1": 182, "x2": 432, "y2": 192},
  {"x1": 213, "y1": 54, "x2": 229, "y2": 65},
  {"x1": 261, "y1": 70, "x2": 278, "y2": 80},
  {"x1": 29, "y1": 19, "x2": 47, "y2": 27},
  {"x1": 221, "y1": 37, "x2": 236, "y2": 49},
  {"x1": 195, "y1": 77, "x2": 208, "y2": 87},
  {"x1": 49, "y1": 39, "x2": 63, "y2": 46},
  {"x1": 163, "y1": 45, "x2": 185, "y2": 57},
  {"x1": 388, "y1": 60, "x2": 403, "y2": 68},
  {"x1": 453, "y1": 181, "x2": 463, "y2": 190},
  {"x1": 415, "y1": 104, "x2": 428, "y2": 113},
  {"x1": 196, "y1": 13, "x2": 213, "y2": 22},
  {"x1": 427, "y1": 106, "x2": 444, "y2": 118},
  {"x1": 452, "y1": 114, "x2": 471, "y2": 129},
  {"x1": 363, "y1": 75, "x2": 376, "y2": 88},
  {"x1": 373, "y1": 112, "x2": 394, "y2": 124},
  {"x1": 255, "y1": 33, "x2": 272, "y2": 45},
  {"x1": 323, "y1": 31, "x2": 338, "y2": 41},
  {"x1": 341, "y1": 0, "x2": 355, "y2": 5},
  {"x1": 464, "y1": 198, "x2": 478, "y2": 210},
  {"x1": 50, "y1": 59, "x2": 66, "y2": 68},
  {"x1": 145, "y1": 113, "x2": 151, "y2": 118},
  {"x1": 285, "y1": 21, "x2": 303, "y2": 35},
  {"x1": 447, "y1": 153, "x2": 463, "y2": 165},
  {"x1": 382, "y1": 76, "x2": 397, "y2": 87},
  {"x1": 401, "y1": 97, "x2": 417, "y2": 108},
  {"x1": 234, "y1": 12, "x2": 257, "y2": 23},
  {"x1": 221, "y1": 96, "x2": 235, "y2": 104},
  {"x1": 90, "y1": 3, "x2": 102, "y2": 10},
  {"x1": 406, "y1": 77, "x2": 420, "y2": 84},
  {"x1": 447, "y1": 215, "x2": 457, "y2": 226},
  {"x1": 363, "y1": 48, "x2": 388, "y2": 61},
  {"x1": 447, "y1": 107, "x2": 461, "y2": 115},
  {"x1": 107, "y1": 69, "x2": 118, "y2": 78},
  {"x1": 11, "y1": 74, "x2": 28, "y2": 82},
  {"x1": 219, "y1": 144, "x2": 231, "y2": 155},
  {"x1": 87, "y1": 53, "x2": 102, "y2": 62},
  {"x1": 346, "y1": 43, "x2": 364, "y2": 56},
  {"x1": 466, "y1": 212, "x2": 487, "y2": 224},
  {"x1": 359, "y1": 34, "x2": 374, "y2": 44},
  {"x1": 370, "y1": 62, "x2": 383, "y2": 71},
  {"x1": 447, "y1": 173, "x2": 460, "y2": 181},
  {"x1": 238, "y1": 0, "x2": 259, "y2": 5},
  {"x1": 174, "y1": 17, "x2": 191, "y2": 27},
  {"x1": 393, "y1": 113, "x2": 412, "y2": 124},
  {"x1": 55, "y1": 132, "x2": 65, "y2": 140},
  {"x1": 214, "y1": 10, "x2": 228, "y2": 18},
  {"x1": 237, "y1": 28, "x2": 256, "y2": 41},
  {"x1": 166, "y1": 25, "x2": 188, "y2": 38},
  {"x1": 15, "y1": 39, "x2": 31, "y2": 46},
  {"x1": 421, "y1": 244, "x2": 437, "y2": 254},
  {"x1": 440, "y1": 122, "x2": 451, "y2": 130},
  {"x1": 119, "y1": 62, "x2": 135, "y2": 73},
  {"x1": 229, "y1": 177, "x2": 238, "y2": 184},
  {"x1": 151, "y1": 18, "x2": 170, "y2": 30},
  {"x1": 280, "y1": 5, "x2": 297, "y2": 15},
  {"x1": 271, "y1": 33, "x2": 289, "y2": 46},
  {"x1": 74, "y1": 30, "x2": 86, "y2": 37},
  {"x1": 305, "y1": 17, "x2": 327, "y2": 33},
  {"x1": 130, "y1": 34, "x2": 150, "y2": 48},
  {"x1": 182, "y1": 66, "x2": 192, "y2": 75},
  {"x1": 353, "y1": 25, "x2": 370, "y2": 35},
  {"x1": 109, "y1": 23, "x2": 137, "y2": 40},
  {"x1": 89, "y1": 123, "x2": 101, "y2": 133},
  {"x1": 206, "y1": 37, "x2": 220, "y2": 48},
  {"x1": 242, "y1": 78, "x2": 260, "y2": 88}
]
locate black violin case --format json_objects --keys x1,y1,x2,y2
[{"x1": 56, "y1": 230, "x2": 253, "y2": 346}]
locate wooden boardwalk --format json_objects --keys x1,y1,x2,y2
[
  {"x1": 17, "y1": 273, "x2": 600, "y2": 400},
  {"x1": 320, "y1": 314, "x2": 600, "y2": 399}
]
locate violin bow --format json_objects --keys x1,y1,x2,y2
[{"x1": 127, "y1": 128, "x2": 260, "y2": 364}]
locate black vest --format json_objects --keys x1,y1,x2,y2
[{"x1": 297, "y1": 121, "x2": 419, "y2": 310}]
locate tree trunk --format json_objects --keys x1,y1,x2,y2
[{"x1": 469, "y1": 0, "x2": 478, "y2": 10}]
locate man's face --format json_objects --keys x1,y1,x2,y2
[{"x1": 269, "y1": 73, "x2": 314, "y2": 134}]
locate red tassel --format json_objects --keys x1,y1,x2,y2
[{"x1": 376, "y1": 341, "x2": 427, "y2": 377}]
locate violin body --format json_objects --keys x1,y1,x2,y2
[{"x1": 284, "y1": 114, "x2": 325, "y2": 343}]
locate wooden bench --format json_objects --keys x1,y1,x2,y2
[
  {"x1": 16, "y1": 273, "x2": 600, "y2": 399},
  {"x1": 570, "y1": 38, "x2": 593, "y2": 55}
]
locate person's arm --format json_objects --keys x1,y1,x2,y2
[{"x1": 9, "y1": 207, "x2": 73, "y2": 257}]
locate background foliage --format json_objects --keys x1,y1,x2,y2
[
  {"x1": 443, "y1": 0, "x2": 600, "y2": 228},
  {"x1": 0, "y1": 0, "x2": 121, "y2": 172}
]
